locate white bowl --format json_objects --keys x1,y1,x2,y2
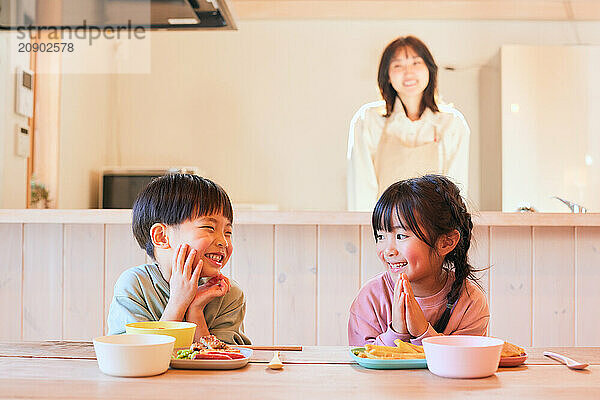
[
  {"x1": 93, "y1": 334, "x2": 175, "y2": 377},
  {"x1": 422, "y1": 335, "x2": 503, "y2": 378}
]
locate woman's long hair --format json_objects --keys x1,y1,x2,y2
[{"x1": 377, "y1": 36, "x2": 439, "y2": 118}]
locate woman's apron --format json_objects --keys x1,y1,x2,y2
[{"x1": 374, "y1": 118, "x2": 441, "y2": 197}]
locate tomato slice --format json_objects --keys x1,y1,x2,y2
[{"x1": 194, "y1": 353, "x2": 232, "y2": 360}]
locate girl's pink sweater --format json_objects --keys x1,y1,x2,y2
[{"x1": 348, "y1": 271, "x2": 489, "y2": 346}]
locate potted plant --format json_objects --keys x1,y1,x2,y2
[{"x1": 30, "y1": 179, "x2": 51, "y2": 208}]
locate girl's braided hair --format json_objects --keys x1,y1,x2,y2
[{"x1": 372, "y1": 174, "x2": 480, "y2": 333}]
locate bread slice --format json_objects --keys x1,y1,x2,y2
[{"x1": 501, "y1": 341, "x2": 526, "y2": 357}]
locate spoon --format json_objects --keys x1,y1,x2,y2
[
  {"x1": 543, "y1": 351, "x2": 589, "y2": 370},
  {"x1": 268, "y1": 351, "x2": 283, "y2": 369}
]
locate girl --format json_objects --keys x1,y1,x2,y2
[
  {"x1": 348, "y1": 175, "x2": 489, "y2": 346},
  {"x1": 347, "y1": 36, "x2": 470, "y2": 211}
]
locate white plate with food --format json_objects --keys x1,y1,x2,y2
[
  {"x1": 350, "y1": 347, "x2": 427, "y2": 370},
  {"x1": 350, "y1": 341, "x2": 428, "y2": 370},
  {"x1": 171, "y1": 347, "x2": 252, "y2": 370},
  {"x1": 170, "y1": 335, "x2": 252, "y2": 370}
]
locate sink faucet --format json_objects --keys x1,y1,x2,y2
[{"x1": 552, "y1": 196, "x2": 588, "y2": 213}]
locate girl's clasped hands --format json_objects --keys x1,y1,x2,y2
[{"x1": 392, "y1": 273, "x2": 429, "y2": 338}]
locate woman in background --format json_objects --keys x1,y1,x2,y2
[{"x1": 347, "y1": 36, "x2": 470, "y2": 211}]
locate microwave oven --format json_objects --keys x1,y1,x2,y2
[{"x1": 99, "y1": 167, "x2": 199, "y2": 209}]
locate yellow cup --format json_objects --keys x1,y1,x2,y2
[{"x1": 125, "y1": 321, "x2": 196, "y2": 349}]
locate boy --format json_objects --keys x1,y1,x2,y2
[{"x1": 107, "y1": 174, "x2": 251, "y2": 345}]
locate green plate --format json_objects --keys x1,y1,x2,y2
[{"x1": 350, "y1": 347, "x2": 428, "y2": 370}]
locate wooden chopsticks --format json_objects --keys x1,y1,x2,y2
[{"x1": 237, "y1": 345, "x2": 302, "y2": 351}]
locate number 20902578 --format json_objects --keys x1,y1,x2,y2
[{"x1": 18, "y1": 42, "x2": 74, "y2": 53}]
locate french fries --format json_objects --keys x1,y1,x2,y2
[
  {"x1": 394, "y1": 339, "x2": 425, "y2": 353},
  {"x1": 364, "y1": 349, "x2": 426, "y2": 359},
  {"x1": 353, "y1": 341, "x2": 425, "y2": 360}
]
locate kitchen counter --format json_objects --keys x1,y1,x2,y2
[
  {"x1": 1, "y1": 209, "x2": 600, "y2": 225},
  {"x1": 1, "y1": 209, "x2": 599, "y2": 348}
]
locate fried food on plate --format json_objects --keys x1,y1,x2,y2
[
  {"x1": 393, "y1": 339, "x2": 425, "y2": 353},
  {"x1": 364, "y1": 350, "x2": 426, "y2": 359},
  {"x1": 353, "y1": 343, "x2": 425, "y2": 360},
  {"x1": 366, "y1": 344, "x2": 422, "y2": 354},
  {"x1": 191, "y1": 335, "x2": 240, "y2": 353},
  {"x1": 174, "y1": 335, "x2": 243, "y2": 360},
  {"x1": 501, "y1": 341, "x2": 526, "y2": 357}
]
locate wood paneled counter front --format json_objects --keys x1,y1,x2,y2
[{"x1": 1, "y1": 210, "x2": 599, "y2": 349}]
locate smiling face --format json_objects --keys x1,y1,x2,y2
[
  {"x1": 375, "y1": 213, "x2": 444, "y2": 293},
  {"x1": 388, "y1": 46, "x2": 430, "y2": 106},
  {"x1": 168, "y1": 214, "x2": 233, "y2": 277}
]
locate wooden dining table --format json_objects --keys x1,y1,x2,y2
[{"x1": 0, "y1": 341, "x2": 598, "y2": 399}]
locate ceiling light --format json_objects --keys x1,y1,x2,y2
[{"x1": 168, "y1": 18, "x2": 198, "y2": 25}]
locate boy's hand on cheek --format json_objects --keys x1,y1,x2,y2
[
  {"x1": 166, "y1": 244, "x2": 203, "y2": 310},
  {"x1": 189, "y1": 273, "x2": 231, "y2": 310},
  {"x1": 401, "y1": 275, "x2": 429, "y2": 338},
  {"x1": 391, "y1": 275, "x2": 408, "y2": 334}
]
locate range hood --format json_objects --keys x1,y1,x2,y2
[{"x1": 0, "y1": 0, "x2": 237, "y2": 31}]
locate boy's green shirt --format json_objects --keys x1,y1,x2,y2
[{"x1": 107, "y1": 263, "x2": 251, "y2": 345}]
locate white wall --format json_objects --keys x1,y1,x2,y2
[
  {"x1": 57, "y1": 36, "x2": 148, "y2": 208},
  {"x1": 57, "y1": 37, "x2": 119, "y2": 208},
  {"x1": 39, "y1": 19, "x2": 600, "y2": 210},
  {"x1": 0, "y1": 32, "x2": 30, "y2": 208},
  {"x1": 103, "y1": 19, "x2": 600, "y2": 211},
  {"x1": 58, "y1": 72, "x2": 113, "y2": 208},
  {"x1": 502, "y1": 45, "x2": 600, "y2": 213}
]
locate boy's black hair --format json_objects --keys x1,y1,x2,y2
[
  {"x1": 372, "y1": 174, "x2": 479, "y2": 334},
  {"x1": 132, "y1": 173, "x2": 233, "y2": 259}
]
